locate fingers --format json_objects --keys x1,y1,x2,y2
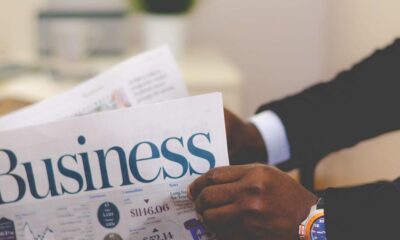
[
  {"x1": 224, "y1": 108, "x2": 235, "y2": 150},
  {"x1": 200, "y1": 203, "x2": 240, "y2": 233},
  {"x1": 188, "y1": 166, "x2": 247, "y2": 200},
  {"x1": 195, "y1": 182, "x2": 237, "y2": 214},
  {"x1": 200, "y1": 204, "x2": 279, "y2": 240}
]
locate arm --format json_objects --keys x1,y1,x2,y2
[
  {"x1": 258, "y1": 39, "x2": 400, "y2": 168},
  {"x1": 229, "y1": 39, "x2": 400, "y2": 169}
]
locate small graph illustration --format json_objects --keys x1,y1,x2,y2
[
  {"x1": 0, "y1": 217, "x2": 16, "y2": 240},
  {"x1": 23, "y1": 223, "x2": 55, "y2": 240}
]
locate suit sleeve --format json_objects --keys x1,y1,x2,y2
[
  {"x1": 324, "y1": 178, "x2": 400, "y2": 239},
  {"x1": 257, "y1": 39, "x2": 400, "y2": 169}
]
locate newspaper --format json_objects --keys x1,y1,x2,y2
[
  {"x1": 0, "y1": 93, "x2": 229, "y2": 240},
  {"x1": 0, "y1": 47, "x2": 188, "y2": 131},
  {"x1": 0, "y1": 49, "x2": 229, "y2": 239}
]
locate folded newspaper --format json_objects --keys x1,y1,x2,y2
[
  {"x1": 0, "y1": 48, "x2": 229, "y2": 240},
  {"x1": 0, "y1": 47, "x2": 188, "y2": 131}
]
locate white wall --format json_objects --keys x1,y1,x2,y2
[
  {"x1": 0, "y1": 0, "x2": 44, "y2": 63},
  {"x1": 188, "y1": 0, "x2": 327, "y2": 116},
  {"x1": 324, "y1": 0, "x2": 400, "y2": 78}
]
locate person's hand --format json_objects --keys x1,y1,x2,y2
[
  {"x1": 224, "y1": 109, "x2": 267, "y2": 165},
  {"x1": 188, "y1": 164, "x2": 318, "y2": 240}
]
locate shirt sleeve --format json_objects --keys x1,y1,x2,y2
[{"x1": 250, "y1": 110, "x2": 291, "y2": 165}]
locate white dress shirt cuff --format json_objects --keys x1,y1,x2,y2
[{"x1": 250, "y1": 110, "x2": 291, "y2": 165}]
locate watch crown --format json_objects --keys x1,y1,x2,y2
[{"x1": 298, "y1": 225, "x2": 306, "y2": 239}]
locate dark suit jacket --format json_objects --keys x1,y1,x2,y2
[{"x1": 257, "y1": 39, "x2": 400, "y2": 239}]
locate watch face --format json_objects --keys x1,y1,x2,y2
[{"x1": 310, "y1": 217, "x2": 326, "y2": 240}]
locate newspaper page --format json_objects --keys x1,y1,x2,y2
[
  {"x1": 0, "y1": 93, "x2": 228, "y2": 240},
  {"x1": 0, "y1": 47, "x2": 187, "y2": 131}
]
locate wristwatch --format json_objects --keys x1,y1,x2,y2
[{"x1": 298, "y1": 198, "x2": 326, "y2": 240}]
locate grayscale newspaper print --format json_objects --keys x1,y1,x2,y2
[
  {"x1": 0, "y1": 47, "x2": 188, "y2": 131},
  {"x1": 0, "y1": 94, "x2": 228, "y2": 240},
  {"x1": 0, "y1": 48, "x2": 228, "y2": 240}
]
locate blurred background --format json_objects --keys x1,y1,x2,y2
[{"x1": 1, "y1": 0, "x2": 400, "y2": 190}]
